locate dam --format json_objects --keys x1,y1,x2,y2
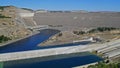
[
  {"x1": 0, "y1": 29, "x2": 88, "y2": 62},
  {"x1": 0, "y1": 29, "x2": 92, "y2": 62},
  {"x1": 0, "y1": 11, "x2": 120, "y2": 67},
  {"x1": 0, "y1": 28, "x2": 104, "y2": 68},
  {"x1": 0, "y1": 33, "x2": 120, "y2": 62},
  {"x1": 33, "y1": 12, "x2": 120, "y2": 31},
  {"x1": 0, "y1": 29, "x2": 104, "y2": 63},
  {"x1": 0, "y1": 45, "x2": 94, "y2": 62},
  {"x1": 20, "y1": 11, "x2": 120, "y2": 31}
]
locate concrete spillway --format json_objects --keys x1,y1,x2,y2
[
  {"x1": 19, "y1": 13, "x2": 34, "y2": 17},
  {"x1": 0, "y1": 45, "x2": 87, "y2": 62},
  {"x1": 0, "y1": 39, "x2": 120, "y2": 62}
]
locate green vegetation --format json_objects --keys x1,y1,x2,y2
[
  {"x1": 48, "y1": 25, "x2": 63, "y2": 27},
  {"x1": 58, "y1": 33, "x2": 63, "y2": 37},
  {"x1": 0, "y1": 62, "x2": 3, "y2": 68},
  {"x1": 88, "y1": 27, "x2": 119, "y2": 33},
  {"x1": 91, "y1": 50, "x2": 103, "y2": 57},
  {"x1": 0, "y1": 6, "x2": 10, "y2": 10},
  {"x1": 88, "y1": 50, "x2": 120, "y2": 68},
  {"x1": 73, "y1": 31, "x2": 85, "y2": 35},
  {"x1": 0, "y1": 6, "x2": 12, "y2": 9},
  {"x1": 0, "y1": 6, "x2": 4, "y2": 10},
  {"x1": 0, "y1": 35, "x2": 11, "y2": 43},
  {"x1": 80, "y1": 51, "x2": 117, "y2": 68},
  {"x1": 21, "y1": 8, "x2": 33, "y2": 11},
  {"x1": 0, "y1": 14, "x2": 11, "y2": 18},
  {"x1": 87, "y1": 62, "x2": 120, "y2": 68},
  {"x1": 73, "y1": 27, "x2": 120, "y2": 35}
]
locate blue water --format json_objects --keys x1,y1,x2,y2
[
  {"x1": 4, "y1": 52, "x2": 103, "y2": 68},
  {"x1": 39, "y1": 41, "x2": 92, "y2": 49},
  {"x1": 0, "y1": 29, "x2": 92, "y2": 54},
  {"x1": 0, "y1": 29, "x2": 60, "y2": 53},
  {"x1": 0, "y1": 29, "x2": 103, "y2": 68}
]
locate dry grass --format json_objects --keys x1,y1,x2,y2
[{"x1": 39, "y1": 30, "x2": 120, "y2": 46}]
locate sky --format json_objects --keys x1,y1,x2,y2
[{"x1": 0, "y1": 0, "x2": 120, "y2": 11}]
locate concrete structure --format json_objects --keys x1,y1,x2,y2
[
  {"x1": 26, "y1": 25, "x2": 40, "y2": 29},
  {"x1": 0, "y1": 45, "x2": 86, "y2": 62},
  {"x1": 16, "y1": 11, "x2": 45, "y2": 30},
  {"x1": 19, "y1": 13, "x2": 34, "y2": 17},
  {"x1": 0, "y1": 39, "x2": 120, "y2": 62},
  {"x1": 35, "y1": 10, "x2": 48, "y2": 13},
  {"x1": 26, "y1": 25, "x2": 49, "y2": 30}
]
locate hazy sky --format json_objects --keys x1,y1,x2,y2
[{"x1": 0, "y1": 0, "x2": 120, "y2": 11}]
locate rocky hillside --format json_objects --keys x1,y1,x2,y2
[
  {"x1": 34, "y1": 11, "x2": 120, "y2": 31},
  {"x1": 0, "y1": 6, "x2": 31, "y2": 41}
]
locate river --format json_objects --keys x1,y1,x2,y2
[
  {"x1": 0, "y1": 29, "x2": 60, "y2": 53},
  {"x1": 0, "y1": 29, "x2": 103, "y2": 68},
  {"x1": 4, "y1": 52, "x2": 102, "y2": 68}
]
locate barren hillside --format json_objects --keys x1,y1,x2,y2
[
  {"x1": 0, "y1": 6, "x2": 31, "y2": 41},
  {"x1": 34, "y1": 12, "x2": 120, "y2": 30}
]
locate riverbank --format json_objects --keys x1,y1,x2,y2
[
  {"x1": 39, "y1": 29, "x2": 120, "y2": 46},
  {"x1": 0, "y1": 29, "x2": 61, "y2": 53},
  {"x1": 0, "y1": 31, "x2": 39, "y2": 47},
  {"x1": 73, "y1": 62, "x2": 98, "y2": 68},
  {"x1": 39, "y1": 31, "x2": 83, "y2": 46}
]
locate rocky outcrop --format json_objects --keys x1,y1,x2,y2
[{"x1": 0, "y1": 6, "x2": 32, "y2": 42}]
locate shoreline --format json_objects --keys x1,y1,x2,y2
[
  {"x1": 0, "y1": 31, "x2": 39, "y2": 47},
  {"x1": 39, "y1": 29, "x2": 120, "y2": 47}
]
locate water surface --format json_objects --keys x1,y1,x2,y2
[
  {"x1": 0, "y1": 29, "x2": 60, "y2": 53},
  {"x1": 4, "y1": 52, "x2": 103, "y2": 68},
  {"x1": 0, "y1": 29, "x2": 103, "y2": 68}
]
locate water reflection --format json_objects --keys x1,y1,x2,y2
[{"x1": 4, "y1": 52, "x2": 103, "y2": 68}]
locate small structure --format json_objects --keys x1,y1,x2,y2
[{"x1": 73, "y1": 37, "x2": 102, "y2": 43}]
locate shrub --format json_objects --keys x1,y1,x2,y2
[
  {"x1": 0, "y1": 35, "x2": 11, "y2": 43},
  {"x1": 88, "y1": 27, "x2": 119, "y2": 33},
  {"x1": 58, "y1": 33, "x2": 62, "y2": 37},
  {"x1": 0, "y1": 14, "x2": 11, "y2": 18},
  {"x1": 73, "y1": 31, "x2": 85, "y2": 35}
]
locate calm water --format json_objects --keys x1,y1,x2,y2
[
  {"x1": 4, "y1": 52, "x2": 103, "y2": 68},
  {"x1": 0, "y1": 29, "x2": 103, "y2": 68},
  {"x1": 0, "y1": 29, "x2": 92, "y2": 53},
  {"x1": 0, "y1": 29, "x2": 60, "y2": 53}
]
